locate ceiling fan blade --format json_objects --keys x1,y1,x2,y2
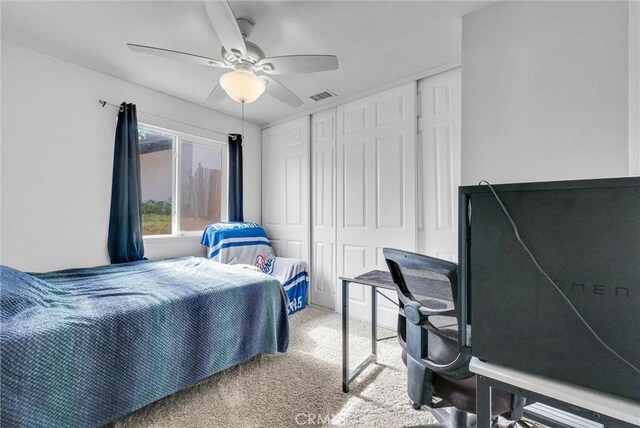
[
  {"x1": 204, "y1": 1, "x2": 247, "y2": 59},
  {"x1": 262, "y1": 75, "x2": 303, "y2": 108},
  {"x1": 127, "y1": 43, "x2": 227, "y2": 68},
  {"x1": 206, "y1": 83, "x2": 227, "y2": 104},
  {"x1": 257, "y1": 55, "x2": 338, "y2": 75}
]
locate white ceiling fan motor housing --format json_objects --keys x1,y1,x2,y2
[{"x1": 221, "y1": 18, "x2": 265, "y2": 65}]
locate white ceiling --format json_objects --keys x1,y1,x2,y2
[{"x1": 1, "y1": 1, "x2": 489, "y2": 125}]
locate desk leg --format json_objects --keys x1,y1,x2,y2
[
  {"x1": 342, "y1": 279, "x2": 349, "y2": 393},
  {"x1": 476, "y1": 375, "x2": 492, "y2": 427},
  {"x1": 371, "y1": 286, "x2": 377, "y2": 363}
]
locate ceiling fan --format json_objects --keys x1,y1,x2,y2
[{"x1": 127, "y1": 1, "x2": 339, "y2": 108}]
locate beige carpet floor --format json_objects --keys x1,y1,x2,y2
[{"x1": 112, "y1": 305, "x2": 440, "y2": 428}]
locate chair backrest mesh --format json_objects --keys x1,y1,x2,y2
[{"x1": 395, "y1": 265, "x2": 454, "y2": 309}]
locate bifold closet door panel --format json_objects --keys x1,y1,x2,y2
[
  {"x1": 262, "y1": 116, "x2": 310, "y2": 264},
  {"x1": 417, "y1": 67, "x2": 461, "y2": 262},
  {"x1": 310, "y1": 108, "x2": 337, "y2": 310},
  {"x1": 336, "y1": 82, "x2": 417, "y2": 329}
]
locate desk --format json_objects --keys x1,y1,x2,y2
[
  {"x1": 471, "y1": 357, "x2": 640, "y2": 427},
  {"x1": 340, "y1": 270, "x2": 397, "y2": 393}
]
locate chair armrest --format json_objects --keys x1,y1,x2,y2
[
  {"x1": 399, "y1": 302, "x2": 456, "y2": 326},
  {"x1": 402, "y1": 321, "x2": 472, "y2": 375},
  {"x1": 400, "y1": 304, "x2": 469, "y2": 376},
  {"x1": 420, "y1": 307, "x2": 457, "y2": 318},
  {"x1": 420, "y1": 351, "x2": 472, "y2": 375}
]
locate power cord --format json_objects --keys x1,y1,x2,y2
[{"x1": 479, "y1": 180, "x2": 640, "y2": 375}]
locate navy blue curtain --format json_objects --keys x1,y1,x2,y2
[
  {"x1": 228, "y1": 134, "x2": 244, "y2": 222},
  {"x1": 108, "y1": 102, "x2": 145, "y2": 263}
]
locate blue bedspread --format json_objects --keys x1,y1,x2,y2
[{"x1": 0, "y1": 257, "x2": 289, "y2": 427}]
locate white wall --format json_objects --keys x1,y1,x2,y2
[
  {"x1": 1, "y1": 41, "x2": 261, "y2": 271},
  {"x1": 462, "y1": 1, "x2": 632, "y2": 185}
]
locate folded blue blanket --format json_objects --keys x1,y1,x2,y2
[
  {"x1": 201, "y1": 221, "x2": 274, "y2": 263},
  {"x1": 1, "y1": 257, "x2": 289, "y2": 427}
]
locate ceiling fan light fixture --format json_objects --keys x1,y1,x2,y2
[
  {"x1": 219, "y1": 70, "x2": 266, "y2": 104},
  {"x1": 128, "y1": 0, "x2": 338, "y2": 108}
]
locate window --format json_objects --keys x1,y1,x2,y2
[{"x1": 139, "y1": 124, "x2": 227, "y2": 237}]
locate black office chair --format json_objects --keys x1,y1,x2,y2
[{"x1": 384, "y1": 248, "x2": 531, "y2": 428}]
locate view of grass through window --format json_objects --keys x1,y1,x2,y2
[
  {"x1": 139, "y1": 128, "x2": 173, "y2": 235},
  {"x1": 139, "y1": 127, "x2": 224, "y2": 236},
  {"x1": 141, "y1": 201, "x2": 172, "y2": 235}
]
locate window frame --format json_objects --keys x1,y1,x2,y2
[{"x1": 139, "y1": 122, "x2": 228, "y2": 239}]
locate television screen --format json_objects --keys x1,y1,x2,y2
[{"x1": 459, "y1": 177, "x2": 640, "y2": 402}]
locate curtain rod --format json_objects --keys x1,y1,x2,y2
[{"x1": 98, "y1": 99, "x2": 231, "y2": 138}]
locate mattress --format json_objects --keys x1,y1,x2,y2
[{"x1": 0, "y1": 257, "x2": 289, "y2": 427}]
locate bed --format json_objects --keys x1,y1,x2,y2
[{"x1": 0, "y1": 257, "x2": 289, "y2": 427}]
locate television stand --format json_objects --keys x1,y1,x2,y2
[{"x1": 470, "y1": 357, "x2": 640, "y2": 427}]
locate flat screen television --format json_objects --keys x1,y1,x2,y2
[{"x1": 458, "y1": 177, "x2": 639, "y2": 403}]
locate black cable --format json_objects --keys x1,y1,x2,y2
[{"x1": 479, "y1": 180, "x2": 640, "y2": 375}]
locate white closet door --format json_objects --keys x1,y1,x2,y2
[
  {"x1": 337, "y1": 82, "x2": 417, "y2": 329},
  {"x1": 310, "y1": 108, "x2": 337, "y2": 310},
  {"x1": 417, "y1": 68, "x2": 461, "y2": 261},
  {"x1": 262, "y1": 116, "x2": 310, "y2": 263}
]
